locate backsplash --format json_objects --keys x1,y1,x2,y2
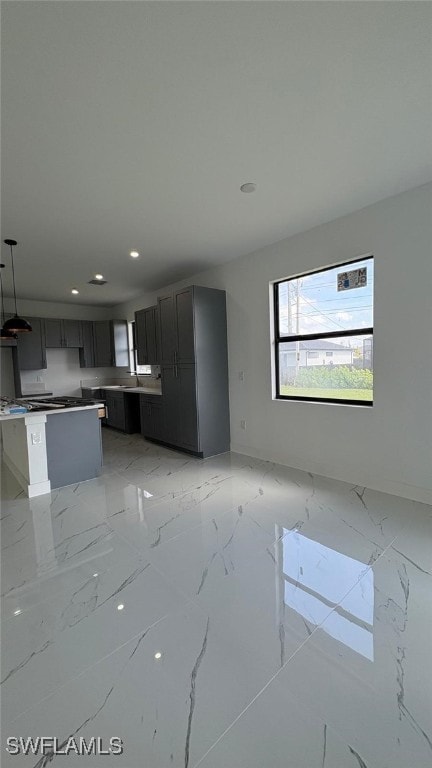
[{"x1": 20, "y1": 348, "x2": 128, "y2": 398}]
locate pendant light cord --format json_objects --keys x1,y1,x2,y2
[
  {"x1": 0, "y1": 265, "x2": 6, "y2": 325},
  {"x1": 9, "y1": 242, "x2": 18, "y2": 315}
]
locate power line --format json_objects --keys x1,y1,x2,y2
[
  {"x1": 296, "y1": 307, "x2": 373, "y2": 316},
  {"x1": 297, "y1": 293, "x2": 346, "y2": 331}
]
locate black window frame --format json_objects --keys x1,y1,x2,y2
[{"x1": 273, "y1": 256, "x2": 374, "y2": 406}]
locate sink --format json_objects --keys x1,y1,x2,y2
[{"x1": 101, "y1": 385, "x2": 131, "y2": 389}]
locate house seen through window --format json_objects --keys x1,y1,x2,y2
[{"x1": 274, "y1": 256, "x2": 374, "y2": 404}]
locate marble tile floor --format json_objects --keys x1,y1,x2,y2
[{"x1": 1, "y1": 428, "x2": 431, "y2": 767}]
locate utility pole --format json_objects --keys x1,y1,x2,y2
[
  {"x1": 287, "y1": 283, "x2": 292, "y2": 334},
  {"x1": 295, "y1": 280, "x2": 300, "y2": 380}
]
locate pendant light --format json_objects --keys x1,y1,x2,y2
[
  {"x1": 2, "y1": 239, "x2": 32, "y2": 333},
  {"x1": 0, "y1": 263, "x2": 17, "y2": 339}
]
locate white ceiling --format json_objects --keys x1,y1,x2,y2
[{"x1": 2, "y1": 1, "x2": 431, "y2": 306}]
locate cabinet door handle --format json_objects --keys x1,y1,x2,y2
[
  {"x1": 174, "y1": 364, "x2": 178, "y2": 378},
  {"x1": 173, "y1": 350, "x2": 177, "y2": 364}
]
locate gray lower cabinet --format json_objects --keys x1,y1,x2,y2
[
  {"x1": 160, "y1": 364, "x2": 198, "y2": 451},
  {"x1": 154, "y1": 286, "x2": 230, "y2": 458},
  {"x1": 104, "y1": 390, "x2": 140, "y2": 433},
  {"x1": 140, "y1": 396, "x2": 163, "y2": 441},
  {"x1": 81, "y1": 387, "x2": 101, "y2": 400},
  {"x1": 45, "y1": 409, "x2": 102, "y2": 489},
  {"x1": 16, "y1": 317, "x2": 47, "y2": 370}
]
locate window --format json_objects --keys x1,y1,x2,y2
[
  {"x1": 128, "y1": 322, "x2": 151, "y2": 375},
  {"x1": 274, "y1": 256, "x2": 374, "y2": 404}
]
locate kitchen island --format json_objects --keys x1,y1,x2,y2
[{"x1": 0, "y1": 403, "x2": 104, "y2": 497}]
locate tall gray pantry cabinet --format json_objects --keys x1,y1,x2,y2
[{"x1": 157, "y1": 286, "x2": 230, "y2": 458}]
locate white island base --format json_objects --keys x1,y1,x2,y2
[
  {"x1": 1, "y1": 413, "x2": 51, "y2": 498},
  {"x1": 1, "y1": 405, "x2": 103, "y2": 498}
]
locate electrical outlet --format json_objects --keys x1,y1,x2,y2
[
  {"x1": 239, "y1": 371, "x2": 245, "y2": 382},
  {"x1": 31, "y1": 432, "x2": 42, "y2": 445},
  {"x1": 240, "y1": 420, "x2": 246, "y2": 430}
]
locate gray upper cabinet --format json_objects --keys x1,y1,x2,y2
[
  {"x1": 134, "y1": 306, "x2": 160, "y2": 366},
  {"x1": 63, "y1": 320, "x2": 82, "y2": 348},
  {"x1": 44, "y1": 318, "x2": 82, "y2": 348},
  {"x1": 44, "y1": 319, "x2": 63, "y2": 348},
  {"x1": 158, "y1": 293, "x2": 177, "y2": 365},
  {"x1": 13, "y1": 315, "x2": 128, "y2": 372},
  {"x1": 16, "y1": 317, "x2": 47, "y2": 370},
  {"x1": 174, "y1": 287, "x2": 195, "y2": 363},
  {"x1": 93, "y1": 320, "x2": 129, "y2": 368},
  {"x1": 156, "y1": 286, "x2": 230, "y2": 458},
  {"x1": 145, "y1": 307, "x2": 159, "y2": 364},
  {"x1": 158, "y1": 287, "x2": 195, "y2": 365},
  {"x1": 93, "y1": 322, "x2": 112, "y2": 367},
  {"x1": 135, "y1": 309, "x2": 148, "y2": 365},
  {"x1": 79, "y1": 321, "x2": 95, "y2": 368}
]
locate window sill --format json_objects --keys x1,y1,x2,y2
[{"x1": 273, "y1": 395, "x2": 373, "y2": 408}]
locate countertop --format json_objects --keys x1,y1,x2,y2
[
  {"x1": 86, "y1": 385, "x2": 162, "y2": 396},
  {"x1": 118, "y1": 387, "x2": 162, "y2": 395},
  {"x1": 0, "y1": 403, "x2": 104, "y2": 422}
]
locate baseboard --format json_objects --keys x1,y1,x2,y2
[{"x1": 230, "y1": 442, "x2": 432, "y2": 505}]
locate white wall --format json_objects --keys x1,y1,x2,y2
[
  {"x1": 20, "y1": 348, "x2": 128, "y2": 398},
  {"x1": 114, "y1": 183, "x2": 432, "y2": 503},
  {"x1": 3, "y1": 297, "x2": 112, "y2": 321}
]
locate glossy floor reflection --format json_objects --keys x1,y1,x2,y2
[{"x1": 1, "y1": 429, "x2": 431, "y2": 767}]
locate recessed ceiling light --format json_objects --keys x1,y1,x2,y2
[
  {"x1": 13, "y1": 609, "x2": 22, "y2": 616},
  {"x1": 71, "y1": 288, "x2": 79, "y2": 295},
  {"x1": 130, "y1": 250, "x2": 139, "y2": 258},
  {"x1": 240, "y1": 182, "x2": 257, "y2": 193},
  {"x1": 154, "y1": 652, "x2": 162, "y2": 660},
  {"x1": 94, "y1": 274, "x2": 104, "y2": 281},
  {"x1": 117, "y1": 603, "x2": 124, "y2": 611}
]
